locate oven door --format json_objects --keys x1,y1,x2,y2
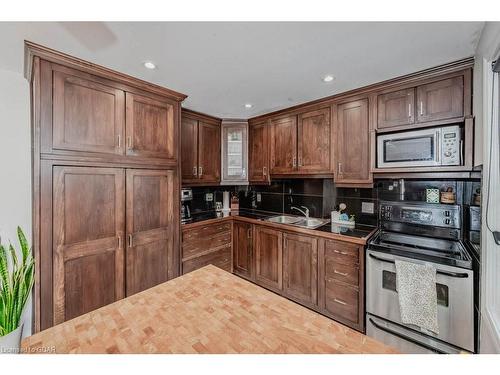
[
  {"x1": 366, "y1": 249, "x2": 474, "y2": 352},
  {"x1": 377, "y1": 128, "x2": 441, "y2": 168}
]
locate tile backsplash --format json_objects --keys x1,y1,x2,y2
[{"x1": 187, "y1": 177, "x2": 481, "y2": 228}]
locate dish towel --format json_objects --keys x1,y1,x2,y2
[{"x1": 395, "y1": 260, "x2": 439, "y2": 334}]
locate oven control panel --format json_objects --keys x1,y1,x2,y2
[
  {"x1": 441, "y1": 126, "x2": 461, "y2": 166},
  {"x1": 380, "y1": 201, "x2": 460, "y2": 229}
]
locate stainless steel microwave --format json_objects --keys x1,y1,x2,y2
[{"x1": 377, "y1": 125, "x2": 461, "y2": 168}]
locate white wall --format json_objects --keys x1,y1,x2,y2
[{"x1": 0, "y1": 68, "x2": 32, "y2": 337}]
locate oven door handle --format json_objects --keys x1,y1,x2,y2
[
  {"x1": 368, "y1": 318, "x2": 445, "y2": 354},
  {"x1": 368, "y1": 253, "x2": 469, "y2": 278}
]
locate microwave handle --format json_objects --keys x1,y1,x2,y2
[{"x1": 435, "y1": 130, "x2": 441, "y2": 163}]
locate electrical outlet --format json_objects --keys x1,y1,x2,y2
[
  {"x1": 361, "y1": 201, "x2": 374, "y2": 214},
  {"x1": 256, "y1": 193, "x2": 262, "y2": 203},
  {"x1": 205, "y1": 193, "x2": 213, "y2": 202}
]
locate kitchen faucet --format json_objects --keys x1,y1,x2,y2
[{"x1": 291, "y1": 206, "x2": 310, "y2": 218}]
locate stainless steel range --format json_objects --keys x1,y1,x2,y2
[{"x1": 366, "y1": 201, "x2": 474, "y2": 354}]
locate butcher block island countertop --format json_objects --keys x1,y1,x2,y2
[{"x1": 22, "y1": 266, "x2": 396, "y2": 354}]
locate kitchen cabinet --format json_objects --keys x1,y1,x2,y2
[
  {"x1": 254, "y1": 226, "x2": 283, "y2": 291},
  {"x1": 52, "y1": 166, "x2": 125, "y2": 325},
  {"x1": 334, "y1": 98, "x2": 371, "y2": 184},
  {"x1": 221, "y1": 121, "x2": 248, "y2": 184},
  {"x1": 416, "y1": 76, "x2": 464, "y2": 124},
  {"x1": 318, "y1": 239, "x2": 364, "y2": 332},
  {"x1": 268, "y1": 108, "x2": 332, "y2": 176},
  {"x1": 297, "y1": 108, "x2": 331, "y2": 173},
  {"x1": 377, "y1": 88, "x2": 415, "y2": 129},
  {"x1": 269, "y1": 115, "x2": 297, "y2": 174},
  {"x1": 30, "y1": 43, "x2": 184, "y2": 331},
  {"x1": 125, "y1": 169, "x2": 175, "y2": 296},
  {"x1": 125, "y1": 93, "x2": 176, "y2": 160},
  {"x1": 232, "y1": 221, "x2": 253, "y2": 279},
  {"x1": 282, "y1": 233, "x2": 318, "y2": 306},
  {"x1": 248, "y1": 120, "x2": 270, "y2": 184},
  {"x1": 181, "y1": 221, "x2": 232, "y2": 274},
  {"x1": 181, "y1": 110, "x2": 221, "y2": 185}
]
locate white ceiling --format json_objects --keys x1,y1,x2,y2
[{"x1": 0, "y1": 22, "x2": 485, "y2": 118}]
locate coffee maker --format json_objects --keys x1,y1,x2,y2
[{"x1": 181, "y1": 188, "x2": 193, "y2": 223}]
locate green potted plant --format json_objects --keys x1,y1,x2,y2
[{"x1": 0, "y1": 227, "x2": 35, "y2": 354}]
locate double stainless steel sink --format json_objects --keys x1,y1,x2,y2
[{"x1": 264, "y1": 215, "x2": 329, "y2": 229}]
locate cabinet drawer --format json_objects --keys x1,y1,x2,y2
[
  {"x1": 324, "y1": 240, "x2": 359, "y2": 265},
  {"x1": 183, "y1": 222, "x2": 231, "y2": 244},
  {"x1": 325, "y1": 280, "x2": 359, "y2": 324},
  {"x1": 182, "y1": 231, "x2": 231, "y2": 259},
  {"x1": 182, "y1": 246, "x2": 231, "y2": 274},
  {"x1": 325, "y1": 261, "x2": 359, "y2": 287}
]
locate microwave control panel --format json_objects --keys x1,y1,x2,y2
[{"x1": 441, "y1": 126, "x2": 461, "y2": 166}]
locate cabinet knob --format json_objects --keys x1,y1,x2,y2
[
  {"x1": 193, "y1": 166, "x2": 197, "y2": 176},
  {"x1": 262, "y1": 166, "x2": 267, "y2": 177},
  {"x1": 199, "y1": 166, "x2": 203, "y2": 177}
]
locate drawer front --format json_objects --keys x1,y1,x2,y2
[
  {"x1": 325, "y1": 261, "x2": 359, "y2": 287},
  {"x1": 325, "y1": 280, "x2": 359, "y2": 324},
  {"x1": 182, "y1": 222, "x2": 231, "y2": 244},
  {"x1": 182, "y1": 231, "x2": 231, "y2": 259},
  {"x1": 182, "y1": 246, "x2": 231, "y2": 274},
  {"x1": 324, "y1": 240, "x2": 359, "y2": 266}
]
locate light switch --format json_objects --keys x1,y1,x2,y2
[
  {"x1": 205, "y1": 193, "x2": 213, "y2": 202},
  {"x1": 361, "y1": 201, "x2": 374, "y2": 214},
  {"x1": 256, "y1": 193, "x2": 262, "y2": 203}
]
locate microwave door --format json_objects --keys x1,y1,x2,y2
[{"x1": 378, "y1": 129, "x2": 441, "y2": 168}]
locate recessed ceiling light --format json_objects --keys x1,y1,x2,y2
[
  {"x1": 322, "y1": 75, "x2": 334, "y2": 83},
  {"x1": 144, "y1": 61, "x2": 156, "y2": 70},
  {"x1": 244, "y1": 103, "x2": 253, "y2": 109}
]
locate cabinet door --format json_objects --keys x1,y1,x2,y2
[
  {"x1": 125, "y1": 93, "x2": 176, "y2": 160},
  {"x1": 283, "y1": 233, "x2": 318, "y2": 305},
  {"x1": 198, "y1": 121, "x2": 221, "y2": 184},
  {"x1": 221, "y1": 123, "x2": 248, "y2": 184},
  {"x1": 254, "y1": 226, "x2": 283, "y2": 291},
  {"x1": 52, "y1": 166, "x2": 125, "y2": 324},
  {"x1": 297, "y1": 108, "x2": 331, "y2": 173},
  {"x1": 248, "y1": 121, "x2": 269, "y2": 183},
  {"x1": 416, "y1": 76, "x2": 464, "y2": 123},
  {"x1": 233, "y1": 221, "x2": 253, "y2": 279},
  {"x1": 377, "y1": 88, "x2": 415, "y2": 129},
  {"x1": 335, "y1": 99, "x2": 371, "y2": 184},
  {"x1": 52, "y1": 66, "x2": 125, "y2": 155},
  {"x1": 126, "y1": 169, "x2": 174, "y2": 296},
  {"x1": 181, "y1": 116, "x2": 199, "y2": 183},
  {"x1": 270, "y1": 116, "x2": 297, "y2": 174}
]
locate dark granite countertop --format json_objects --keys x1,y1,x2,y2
[{"x1": 185, "y1": 209, "x2": 376, "y2": 240}]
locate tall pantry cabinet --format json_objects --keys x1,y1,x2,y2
[{"x1": 26, "y1": 42, "x2": 187, "y2": 331}]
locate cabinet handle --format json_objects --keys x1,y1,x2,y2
[
  {"x1": 127, "y1": 136, "x2": 133, "y2": 150},
  {"x1": 334, "y1": 269, "x2": 348, "y2": 277},
  {"x1": 334, "y1": 249, "x2": 349, "y2": 256},
  {"x1": 338, "y1": 162, "x2": 343, "y2": 175},
  {"x1": 117, "y1": 135, "x2": 121, "y2": 148},
  {"x1": 298, "y1": 156, "x2": 302, "y2": 167},
  {"x1": 193, "y1": 166, "x2": 197, "y2": 176},
  {"x1": 128, "y1": 234, "x2": 133, "y2": 248},
  {"x1": 292, "y1": 156, "x2": 297, "y2": 167},
  {"x1": 419, "y1": 101, "x2": 423, "y2": 116},
  {"x1": 117, "y1": 235, "x2": 122, "y2": 248},
  {"x1": 247, "y1": 228, "x2": 252, "y2": 239},
  {"x1": 262, "y1": 166, "x2": 267, "y2": 177},
  {"x1": 199, "y1": 166, "x2": 203, "y2": 177},
  {"x1": 333, "y1": 298, "x2": 347, "y2": 306},
  {"x1": 408, "y1": 103, "x2": 412, "y2": 118}
]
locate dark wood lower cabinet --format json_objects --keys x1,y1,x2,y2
[
  {"x1": 254, "y1": 226, "x2": 283, "y2": 292},
  {"x1": 282, "y1": 233, "x2": 318, "y2": 306},
  {"x1": 233, "y1": 221, "x2": 253, "y2": 279}
]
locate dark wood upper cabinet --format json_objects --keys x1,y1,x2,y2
[
  {"x1": 254, "y1": 226, "x2": 283, "y2": 292},
  {"x1": 125, "y1": 93, "x2": 176, "y2": 160},
  {"x1": 377, "y1": 88, "x2": 415, "y2": 129},
  {"x1": 334, "y1": 98, "x2": 371, "y2": 184},
  {"x1": 282, "y1": 233, "x2": 318, "y2": 306},
  {"x1": 416, "y1": 76, "x2": 464, "y2": 123},
  {"x1": 52, "y1": 65, "x2": 125, "y2": 155},
  {"x1": 181, "y1": 116, "x2": 199, "y2": 183},
  {"x1": 52, "y1": 166, "x2": 125, "y2": 325},
  {"x1": 233, "y1": 221, "x2": 253, "y2": 280},
  {"x1": 198, "y1": 121, "x2": 221, "y2": 184},
  {"x1": 248, "y1": 121, "x2": 270, "y2": 184},
  {"x1": 125, "y1": 169, "x2": 174, "y2": 296},
  {"x1": 269, "y1": 116, "x2": 297, "y2": 175},
  {"x1": 297, "y1": 108, "x2": 331, "y2": 173}
]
